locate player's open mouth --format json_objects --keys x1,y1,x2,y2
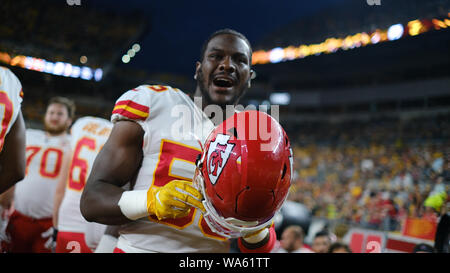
[{"x1": 213, "y1": 76, "x2": 234, "y2": 88}]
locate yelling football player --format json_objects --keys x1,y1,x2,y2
[{"x1": 80, "y1": 29, "x2": 292, "y2": 253}]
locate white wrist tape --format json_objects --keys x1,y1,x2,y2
[
  {"x1": 243, "y1": 228, "x2": 269, "y2": 244},
  {"x1": 94, "y1": 234, "x2": 118, "y2": 253},
  {"x1": 118, "y1": 190, "x2": 149, "y2": 220}
]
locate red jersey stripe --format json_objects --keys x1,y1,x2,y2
[{"x1": 114, "y1": 100, "x2": 149, "y2": 113}]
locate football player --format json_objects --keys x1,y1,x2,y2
[
  {"x1": 1, "y1": 97, "x2": 74, "y2": 252},
  {"x1": 54, "y1": 116, "x2": 112, "y2": 253},
  {"x1": 0, "y1": 66, "x2": 25, "y2": 253},
  {"x1": 80, "y1": 29, "x2": 288, "y2": 253},
  {"x1": 0, "y1": 66, "x2": 26, "y2": 194}
]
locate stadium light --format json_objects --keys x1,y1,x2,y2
[
  {"x1": 94, "y1": 68, "x2": 103, "y2": 82},
  {"x1": 0, "y1": 51, "x2": 102, "y2": 81},
  {"x1": 35, "y1": 59, "x2": 46, "y2": 72},
  {"x1": 408, "y1": 20, "x2": 424, "y2": 36},
  {"x1": 25, "y1": 57, "x2": 45, "y2": 72},
  {"x1": 251, "y1": 14, "x2": 450, "y2": 65},
  {"x1": 123, "y1": 43, "x2": 141, "y2": 61},
  {"x1": 270, "y1": 92, "x2": 291, "y2": 105},
  {"x1": 71, "y1": 66, "x2": 81, "y2": 78},
  {"x1": 80, "y1": 67, "x2": 93, "y2": 80},
  {"x1": 63, "y1": 63, "x2": 73, "y2": 77},
  {"x1": 127, "y1": 49, "x2": 136, "y2": 58},
  {"x1": 432, "y1": 19, "x2": 447, "y2": 30},
  {"x1": 44, "y1": 61, "x2": 54, "y2": 74},
  {"x1": 24, "y1": 57, "x2": 34, "y2": 70},
  {"x1": 370, "y1": 32, "x2": 381, "y2": 44},
  {"x1": 387, "y1": 24, "x2": 404, "y2": 41},
  {"x1": 269, "y1": 47, "x2": 285, "y2": 63},
  {"x1": 132, "y1": 44, "x2": 141, "y2": 52},
  {"x1": 122, "y1": 54, "x2": 130, "y2": 63},
  {"x1": 53, "y1": 62, "x2": 65, "y2": 76},
  {"x1": 80, "y1": 55, "x2": 88, "y2": 64}
]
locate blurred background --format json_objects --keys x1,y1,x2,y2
[{"x1": 1, "y1": 0, "x2": 449, "y2": 253}]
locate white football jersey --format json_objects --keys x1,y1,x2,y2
[
  {"x1": 58, "y1": 117, "x2": 112, "y2": 248},
  {"x1": 84, "y1": 221, "x2": 108, "y2": 250},
  {"x1": 111, "y1": 84, "x2": 230, "y2": 253},
  {"x1": 0, "y1": 66, "x2": 23, "y2": 152},
  {"x1": 14, "y1": 129, "x2": 71, "y2": 219}
]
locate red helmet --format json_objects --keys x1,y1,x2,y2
[{"x1": 194, "y1": 110, "x2": 293, "y2": 238}]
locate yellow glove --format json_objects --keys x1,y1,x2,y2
[{"x1": 147, "y1": 180, "x2": 205, "y2": 220}]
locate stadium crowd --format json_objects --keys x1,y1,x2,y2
[
  {"x1": 288, "y1": 114, "x2": 449, "y2": 232},
  {"x1": 0, "y1": 0, "x2": 145, "y2": 67},
  {"x1": 257, "y1": 0, "x2": 450, "y2": 49}
]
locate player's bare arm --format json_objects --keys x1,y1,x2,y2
[
  {"x1": 53, "y1": 150, "x2": 72, "y2": 227},
  {"x1": 80, "y1": 120, "x2": 144, "y2": 225},
  {"x1": 0, "y1": 186, "x2": 14, "y2": 210},
  {"x1": 0, "y1": 111, "x2": 26, "y2": 194}
]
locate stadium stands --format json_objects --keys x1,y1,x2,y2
[
  {"x1": 288, "y1": 113, "x2": 449, "y2": 232},
  {"x1": 0, "y1": 0, "x2": 147, "y2": 69},
  {"x1": 257, "y1": 0, "x2": 450, "y2": 49}
]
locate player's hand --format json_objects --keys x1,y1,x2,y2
[
  {"x1": 147, "y1": 180, "x2": 205, "y2": 220},
  {"x1": 42, "y1": 227, "x2": 58, "y2": 252},
  {"x1": 0, "y1": 209, "x2": 11, "y2": 245}
]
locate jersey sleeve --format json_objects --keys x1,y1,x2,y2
[
  {"x1": 0, "y1": 66, "x2": 23, "y2": 104},
  {"x1": 0, "y1": 67, "x2": 23, "y2": 151},
  {"x1": 111, "y1": 85, "x2": 151, "y2": 124}
]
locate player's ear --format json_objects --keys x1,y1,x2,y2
[
  {"x1": 194, "y1": 62, "x2": 201, "y2": 80},
  {"x1": 248, "y1": 69, "x2": 256, "y2": 88}
]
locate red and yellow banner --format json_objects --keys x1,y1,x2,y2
[{"x1": 402, "y1": 217, "x2": 437, "y2": 241}]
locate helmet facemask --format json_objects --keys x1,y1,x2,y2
[{"x1": 194, "y1": 158, "x2": 275, "y2": 238}]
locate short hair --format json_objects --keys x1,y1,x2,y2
[
  {"x1": 314, "y1": 230, "x2": 330, "y2": 240},
  {"x1": 328, "y1": 242, "x2": 352, "y2": 253},
  {"x1": 199, "y1": 28, "x2": 253, "y2": 63},
  {"x1": 48, "y1": 96, "x2": 76, "y2": 119},
  {"x1": 285, "y1": 225, "x2": 305, "y2": 240}
]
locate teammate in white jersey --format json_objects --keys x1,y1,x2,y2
[
  {"x1": 54, "y1": 116, "x2": 112, "y2": 253},
  {"x1": 2, "y1": 97, "x2": 74, "y2": 253},
  {"x1": 81, "y1": 29, "x2": 277, "y2": 253},
  {"x1": 0, "y1": 66, "x2": 26, "y2": 194},
  {"x1": 0, "y1": 66, "x2": 26, "y2": 253}
]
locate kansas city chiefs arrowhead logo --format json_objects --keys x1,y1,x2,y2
[{"x1": 207, "y1": 134, "x2": 235, "y2": 185}]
